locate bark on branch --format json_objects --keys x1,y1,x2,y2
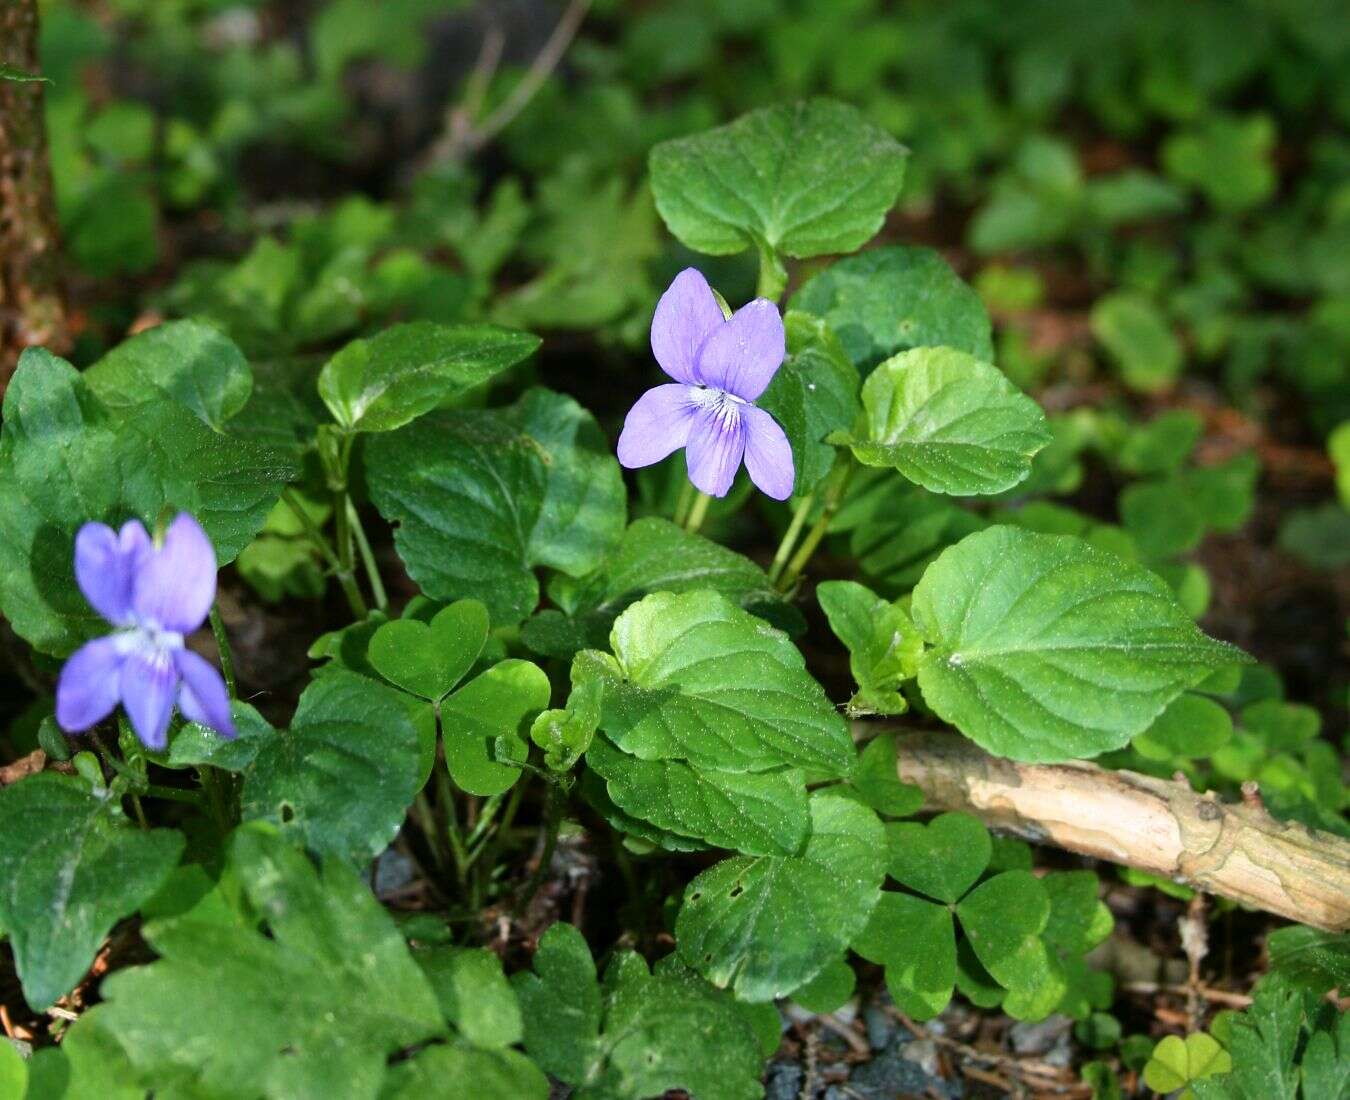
[
  {"x1": 882, "y1": 729, "x2": 1350, "y2": 932},
  {"x1": 1, "y1": 0, "x2": 69, "y2": 394}
]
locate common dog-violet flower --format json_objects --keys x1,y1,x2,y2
[
  {"x1": 55, "y1": 512, "x2": 236, "y2": 750},
  {"x1": 618, "y1": 268, "x2": 794, "y2": 499}
]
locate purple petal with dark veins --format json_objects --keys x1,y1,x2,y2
[
  {"x1": 617, "y1": 384, "x2": 698, "y2": 469},
  {"x1": 685, "y1": 401, "x2": 746, "y2": 498},
  {"x1": 119, "y1": 646, "x2": 178, "y2": 750}
]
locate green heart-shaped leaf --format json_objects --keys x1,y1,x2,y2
[
  {"x1": 442, "y1": 660, "x2": 551, "y2": 796},
  {"x1": 852, "y1": 891, "x2": 956, "y2": 1020},
  {"x1": 956, "y1": 870, "x2": 1052, "y2": 992},
  {"x1": 368, "y1": 599, "x2": 490, "y2": 701},
  {"x1": 886, "y1": 812, "x2": 991, "y2": 903}
]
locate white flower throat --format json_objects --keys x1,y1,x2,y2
[{"x1": 689, "y1": 385, "x2": 746, "y2": 431}]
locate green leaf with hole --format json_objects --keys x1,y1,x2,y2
[
  {"x1": 852, "y1": 891, "x2": 956, "y2": 1020},
  {"x1": 0, "y1": 774, "x2": 184, "y2": 1011},
  {"x1": 886, "y1": 812, "x2": 991, "y2": 903},
  {"x1": 581, "y1": 589, "x2": 854, "y2": 776},
  {"x1": 367, "y1": 388, "x2": 625, "y2": 625},
  {"x1": 913, "y1": 526, "x2": 1247, "y2": 762},
  {"x1": 791, "y1": 245, "x2": 993, "y2": 371},
  {"x1": 368, "y1": 599, "x2": 490, "y2": 701},
  {"x1": 242, "y1": 671, "x2": 421, "y2": 863},
  {"x1": 586, "y1": 734, "x2": 809, "y2": 856},
  {"x1": 441, "y1": 659, "x2": 551, "y2": 796},
  {"x1": 318, "y1": 321, "x2": 540, "y2": 433},
  {"x1": 844, "y1": 347, "x2": 1050, "y2": 496},
  {"x1": 817, "y1": 579, "x2": 923, "y2": 716},
  {"x1": 0, "y1": 350, "x2": 298, "y2": 656},
  {"x1": 676, "y1": 791, "x2": 885, "y2": 1001},
  {"x1": 649, "y1": 98, "x2": 907, "y2": 262},
  {"x1": 97, "y1": 824, "x2": 444, "y2": 1100}
]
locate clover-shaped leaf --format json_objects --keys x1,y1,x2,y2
[
  {"x1": 1144, "y1": 1033, "x2": 1233, "y2": 1095},
  {"x1": 368, "y1": 599, "x2": 490, "y2": 701},
  {"x1": 957, "y1": 870, "x2": 1055, "y2": 995},
  {"x1": 441, "y1": 660, "x2": 551, "y2": 796},
  {"x1": 886, "y1": 811, "x2": 991, "y2": 904},
  {"x1": 853, "y1": 891, "x2": 956, "y2": 1020}
]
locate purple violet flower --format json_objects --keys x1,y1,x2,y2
[
  {"x1": 55, "y1": 512, "x2": 236, "y2": 750},
  {"x1": 618, "y1": 268, "x2": 794, "y2": 499}
]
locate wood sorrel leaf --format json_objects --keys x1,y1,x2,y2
[
  {"x1": 82, "y1": 320, "x2": 253, "y2": 431},
  {"x1": 847, "y1": 346, "x2": 1051, "y2": 496},
  {"x1": 676, "y1": 791, "x2": 885, "y2": 1002},
  {"x1": 852, "y1": 891, "x2": 957, "y2": 1020},
  {"x1": 512, "y1": 923, "x2": 764, "y2": 1100},
  {"x1": 366, "y1": 388, "x2": 625, "y2": 625},
  {"x1": 791, "y1": 245, "x2": 994, "y2": 371},
  {"x1": 817, "y1": 579, "x2": 923, "y2": 716},
  {"x1": 956, "y1": 870, "x2": 1056, "y2": 994},
  {"x1": 912, "y1": 526, "x2": 1247, "y2": 762},
  {"x1": 241, "y1": 671, "x2": 421, "y2": 863},
  {"x1": 368, "y1": 598, "x2": 490, "y2": 701},
  {"x1": 318, "y1": 320, "x2": 540, "y2": 433},
  {"x1": 885, "y1": 811, "x2": 991, "y2": 904},
  {"x1": 649, "y1": 98, "x2": 907, "y2": 262},
  {"x1": 0, "y1": 350, "x2": 298, "y2": 656},
  {"x1": 586, "y1": 733, "x2": 810, "y2": 856},
  {"x1": 97, "y1": 825, "x2": 445, "y2": 1100},
  {"x1": 582, "y1": 589, "x2": 855, "y2": 776},
  {"x1": 756, "y1": 312, "x2": 860, "y2": 495},
  {"x1": 0, "y1": 773, "x2": 184, "y2": 1010},
  {"x1": 441, "y1": 659, "x2": 551, "y2": 796}
]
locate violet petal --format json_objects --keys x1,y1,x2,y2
[
  {"x1": 119, "y1": 646, "x2": 178, "y2": 750},
  {"x1": 650, "y1": 268, "x2": 726, "y2": 385},
  {"x1": 132, "y1": 513, "x2": 218, "y2": 634},
  {"x1": 174, "y1": 648, "x2": 236, "y2": 739},
  {"x1": 617, "y1": 384, "x2": 698, "y2": 469},
  {"x1": 742, "y1": 405, "x2": 795, "y2": 501},
  {"x1": 685, "y1": 403, "x2": 747, "y2": 498},
  {"x1": 74, "y1": 520, "x2": 150, "y2": 627},
  {"x1": 55, "y1": 635, "x2": 127, "y2": 733},
  {"x1": 692, "y1": 298, "x2": 785, "y2": 401}
]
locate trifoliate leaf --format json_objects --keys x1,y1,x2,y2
[
  {"x1": 97, "y1": 825, "x2": 445, "y2": 1100},
  {"x1": 676, "y1": 792, "x2": 885, "y2": 1001},
  {"x1": 441, "y1": 659, "x2": 551, "y2": 796},
  {"x1": 791, "y1": 245, "x2": 993, "y2": 371},
  {"x1": 0, "y1": 350, "x2": 298, "y2": 656},
  {"x1": 650, "y1": 98, "x2": 907, "y2": 262},
  {"x1": 0, "y1": 774, "x2": 183, "y2": 1010},
  {"x1": 368, "y1": 599, "x2": 489, "y2": 701},
  {"x1": 586, "y1": 734, "x2": 809, "y2": 856},
  {"x1": 886, "y1": 812, "x2": 991, "y2": 904},
  {"x1": 912, "y1": 526, "x2": 1247, "y2": 762},
  {"x1": 956, "y1": 871, "x2": 1055, "y2": 995},
  {"x1": 853, "y1": 891, "x2": 956, "y2": 1020},
  {"x1": 817, "y1": 579, "x2": 923, "y2": 716},
  {"x1": 242, "y1": 671, "x2": 421, "y2": 863},
  {"x1": 583, "y1": 590, "x2": 855, "y2": 776},
  {"x1": 318, "y1": 321, "x2": 540, "y2": 433},
  {"x1": 367, "y1": 388, "x2": 625, "y2": 625},
  {"x1": 846, "y1": 347, "x2": 1050, "y2": 496},
  {"x1": 1144, "y1": 1033, "x2": 1233, "y2": 1094},
  {"x1": 513, "y1": 922, "x2": 764, "y2": 1100}
]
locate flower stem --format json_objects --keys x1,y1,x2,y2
[
  {"x1": 767, "y1": 490, "x2": 816, "y2": 584},
  {"x1": 208, "y1": 606, "x2": 236, "y2": 698},
  {"x1": 281, "y1": 486, "x2": 368, "y2": 620},
  {"x1": 684, "y1": 491, "x2": 713, "y2": 534},
  {"x1": 673, "y1": 479, "x2": 696, "y2": 526},
  {"x1": 775, "y1": 458, "x2": 855, "y2": 592},
  {"x1": 345, "y1": 499, "x2": 388, "y2": 612}
]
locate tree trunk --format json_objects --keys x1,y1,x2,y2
[
  {"x1": 0, "y1": 0, "x2": 69, "y2": 396},
  {"x1": 883, "y1": 729, "x2": 1350, "y2": 933}
]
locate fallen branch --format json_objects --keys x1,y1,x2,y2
[{"x1": 882, "y1": 729, "x2": 1350, "y2": 932}]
